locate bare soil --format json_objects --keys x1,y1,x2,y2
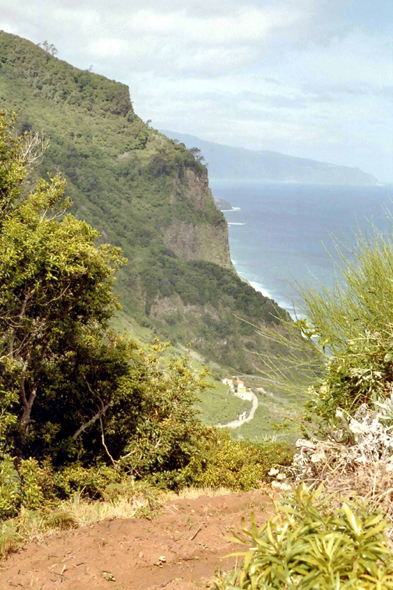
[{"x1": 0, "y1": 490, "x2": 273, "y2": 590}]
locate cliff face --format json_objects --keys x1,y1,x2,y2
[
  {"x1": 163, "y1": 169, "x2": 233, "y2": 269},
  {"x1": 163, "y1": 220, "x2": 232, "y2": 268},
  {"x1": 0, "y1": 30, "x2": 289, "y2": 371}
]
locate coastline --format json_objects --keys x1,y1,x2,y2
[
  {"x1": 231, "y1": 257, "x2": 297, "y2": 318},
  {"x1": 214, "y1": 181, "x2": 393, "y2": 323}
]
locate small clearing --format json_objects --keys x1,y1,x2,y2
[{"x1": 0, "y1": 490, "x2": 273, "y2": 590}]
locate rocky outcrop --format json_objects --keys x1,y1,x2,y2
[
  {"x1": 163, "y1": 168, "x2": 233, "y2": 269},
  {"x1": 162, "y1": 220, "x2": 233, "y2": 269}
]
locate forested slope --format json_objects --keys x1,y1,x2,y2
[{"x1": 0, "y1": 31, "x2": 288, "y2": 371}]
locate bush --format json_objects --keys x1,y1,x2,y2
[
  {"x1": 0, "y1": 457, "x2": 21, "y2": 519},
  {"x1": 0, "y1": 457, "x2": 56, "y2": 520},
  {"x1": 259, "y1": 222, "x2": 393, "y2": 430},
  {"x1": 213, "y1": 483, "x2": 393, "y2": 590},
  {"x1": 180, "y1": 429, "x2": 293, "y2": 491},
  {"x1": 300, "y1": 225, "x2": 393, "y2": 424},
  {"x1": 19, "y1": 458, "x2": 46, "y2": 510},
  {"x1": 53, "y1": 464, "x2": 124, "y2": 500}
]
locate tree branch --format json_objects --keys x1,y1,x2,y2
[{"x1": 72, "y1": 403, "x2": 110, "y2": 440}]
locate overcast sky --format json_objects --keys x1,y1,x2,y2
[{"x1": 1, "y1": 0, "x2": 392, "y2": 181}]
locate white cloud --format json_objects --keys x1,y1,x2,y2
[{"x1": 0, "y1": 0, "x2": 392, "y2": 180}]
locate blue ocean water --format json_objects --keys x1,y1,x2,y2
[{"x1": 210, "y1": 181, "x2": 393, "y2": 316}]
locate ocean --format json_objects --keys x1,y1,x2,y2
[{"x1": 210, "y1": 181, "x2": 393, "y2": 316}]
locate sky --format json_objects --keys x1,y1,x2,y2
[{"x1": 1, "y1": 0, "x2": 392, "y2": 182}]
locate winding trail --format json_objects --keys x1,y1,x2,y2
[{"x1": 218, "y1": 392, "x2": 259, "y2": 429}]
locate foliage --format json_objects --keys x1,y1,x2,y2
[
  {"x1": 53, "y1": 463, "x2": 124, "y2": 499},
  {"x1": 0, "y1": 456, "x2": 55, "y2": 519},
  {"x1": 0, "y1": 457, "x2": 21, "y2": 519},
  {"x1": 180, "y1": 429, "x2": 293, "y2": 491},
  {"x1": 213, "y1": 483, "x2": 393, "y2": 590},
  {"x1": 0, "y1": 171, "x2": 125, "y2": 442},
  {"x1": 300, "y1": 225, "x2": 393, "y2": 427},
  {"x1": 0, "y1": 111, "x2": 26, "y2": 219},
  {"x1": 254, "y1": 219, "x2": 393, "y2": 435},
  {"x1": 0, "y1": 30, "x2": 289, "y2": 372},
  {"x1": 0, "y1": 111, "x2": 218, "y2": 521}
]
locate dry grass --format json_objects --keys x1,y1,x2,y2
[
  {"x1": 57, "y1": 491, "x2": 147, "y2": 525},
  {"x1": 0, "y1": 492, "x2": 149, "y2": 558},
  {"x1": 166, "y1": 486, "x2": 232, "y2": 501}
]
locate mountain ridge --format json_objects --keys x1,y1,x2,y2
[
  {"x1": 0, "y1": 30, "x2": 290, "y2": 372},
  {"x1": 160, "y1": 130, "x2": 379, "y2": 186}
]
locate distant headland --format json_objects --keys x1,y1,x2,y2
[{"x1": 161, "y1": 130, "x2": 379, "y2": 186}]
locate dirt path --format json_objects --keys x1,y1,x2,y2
[
  {"x1": 219, "y1": 392, "x2": 259, "y2": 429},
  {"x1": 0, "y1": 490, "x2": 274, "y2": 590}
]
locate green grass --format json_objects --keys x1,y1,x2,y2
[
  {"x1": 229, "y1": 376, "x2": 303, "y2": 441},
  {"x1": 198, "y1": 380, "x2": 250, "y2": 426}
]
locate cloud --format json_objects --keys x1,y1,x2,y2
[{"x1": 0, "y1": 0, "x2": 392, "y2": 180}]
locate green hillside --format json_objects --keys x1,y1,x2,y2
[{"x1": 0, "y1": 31, "x2": 289, "y2": 372}]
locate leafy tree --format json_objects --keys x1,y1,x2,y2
[
  {"x1": 0, "y1": 112, "x2": 124, "y2": 452},
  {"x1": 0, "y1": 112, "x2": 209, "y2": 475},
  {"x1": 189, "y1": 146, "x2": 205, "y2": 163},
  {"x1": 37, "y1": 41, "x2": 58, "y2": 57}
]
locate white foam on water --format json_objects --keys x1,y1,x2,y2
[
  {"x1": 225, "y1": 207, "x2": 241, "y2": 212},
  {"x1": 228, "y1": 222, "x2": 246, "y2": 226},
  {"x1": 249, "y1": 281, "x2": 274, "y2": 301},
  {"x1": 249, "y1": 281, "x2": 296, "y2": 318}
]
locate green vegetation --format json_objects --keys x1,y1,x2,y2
[
  {"x1": 0, "y1": 30, "x2": 288, "y2": 373},
  {"x1": 182, "y1": 430, "x2": 293, "y2": 491},
  {"x1": 0, "y1": 112, "x2": 292, "y2": 538},
  {"x1": 198, "y1": 380, "x2": 251, "y2": 426},
  {"x1": 0, "y1": 111, "x2": 208, "y2": 486},
  {"x1": 214, "y1": 484, "x2": 393, "y2": 590},
  {"x1": 212, "y1": 206, "x2": 393, "y2": 588},
  {"x1": 3, "y1": 31, "x2": 393, "y2": 590},
  {"x1": 297, "y1": 225, "x2": 393, "y2": 427},
  {"x1": 257, "y1": 220, "x2": 393, "y2": 433}
]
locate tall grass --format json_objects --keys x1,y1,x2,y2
[{"x1": 253, "y1": 218, "x2": 393, "y2": 423}]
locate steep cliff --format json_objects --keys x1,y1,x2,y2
[{"x1": 0, "y1": 31, "x2": 289, "y2": 371}]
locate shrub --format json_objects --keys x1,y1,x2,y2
[
  {"x1": 0, "y1": 457, "x2": 21, "y2": 519},
  {"x1": 180, "y1": 429, "x2": 294, "y2": 491},
  {"x1": 213, "y1": 483, "x2": 393, "y2": 590},
  {"x1": 257, "y1": 222, "x2": 393, "y2": 432},
  {"x1": 301, "y1": 225, "x2": 393, "y2": 424},
  {"x1": 53, "y1": 464, "x2": 124, "y2": 499},
  {"x1": 19, "y1": 458, "x2": 46, "y2": 510},
  {"x1": 0, "y1": 457, "x2": 56, "y2": 520}
]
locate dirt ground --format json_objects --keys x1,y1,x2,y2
[{"x1": 0, "y1": 490, "x2": 274, "y2": 590}]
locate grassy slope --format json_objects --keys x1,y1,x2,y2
[{"x1": 0, "y1": 31, "x2": 299, "y2": 432}]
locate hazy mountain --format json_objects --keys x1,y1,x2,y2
[{"x1": 161, "y1": 130, "x2": 378, "y2": 186}]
